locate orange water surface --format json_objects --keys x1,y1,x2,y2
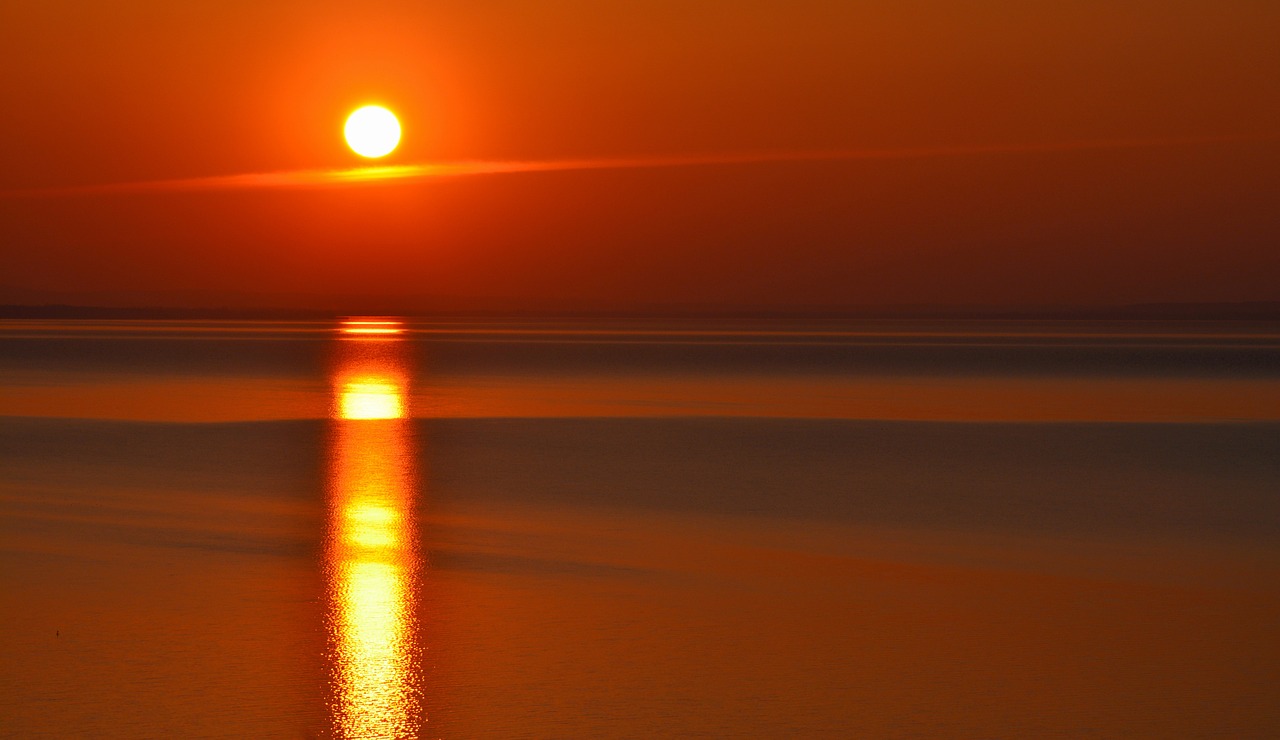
[{"x1": 2, "y1": 318, "x2": 1279, "y2": 737}]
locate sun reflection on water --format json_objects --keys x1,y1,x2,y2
[
  {"x1": 340, "y1": 381, "x2": 405, "y2": 421},
  {"x1": 325, "y1": 319, "x2": 422, "y2": 739},
  {"x1": 340, "y1": 318, "x2": 406, "y2": 336}
]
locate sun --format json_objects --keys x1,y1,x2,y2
[{"x1": 344, "y1": 105, "x2": 401, "y2": 159}]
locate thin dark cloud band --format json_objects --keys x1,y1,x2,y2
[{"x1": 3, "y1": 133, "x2": 1273, "y2": 199}]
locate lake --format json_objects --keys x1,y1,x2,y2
[{"x1": 2, "y1": 317, "x2": 1278, "y2": 737}]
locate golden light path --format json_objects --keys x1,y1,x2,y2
[
  {"x1": 341, "y1": 320, "x2": 406, "y2": 337},
  {"x1": 326, "y1": 318, "x2": 422, "y2": 739},
  {"x1": 5, "y1": 133, "x2": 1272, "y2": 199}
]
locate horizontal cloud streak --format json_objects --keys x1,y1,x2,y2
[{"x1": 3, "y1": 133, "x2": 1274, "y2": 199}]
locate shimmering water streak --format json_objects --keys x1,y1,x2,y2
[
  {"x1": 341, "y1": 319, "x2": 406, "y2": 337},
  {"x1": 325, "y1": 320, "x2": 422, "y2": 739}
]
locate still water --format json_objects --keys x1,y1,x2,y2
[{"x1": 2, "y1": 318, "x2": 1279, "y2": 737}]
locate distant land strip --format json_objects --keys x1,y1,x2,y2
[
  {"x1": 3, "y1": 133, "x2": 1276, "y2": 199},
  {"x1": 3, "y1": 302, "x2": 1279, "y2": 321}
]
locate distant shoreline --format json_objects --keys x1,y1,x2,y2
[{"x1": 2, "y1": 302, "x2": 1279, "y2": 321}]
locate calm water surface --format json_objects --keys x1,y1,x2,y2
[{"x1": 2, "y1": 318, "x2": 1279, "y2": 737}]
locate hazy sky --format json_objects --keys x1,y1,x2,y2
[{"x1": 2, "y1": 0, "x2": 1278, "y2": 311}]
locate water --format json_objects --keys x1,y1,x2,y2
[{"x1": 2, "y1": 318, "x2": 1279, "y2": 737}]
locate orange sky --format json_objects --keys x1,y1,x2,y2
[{"x1": 2, "y1": 0, "x2": 1278, "y2": 312}]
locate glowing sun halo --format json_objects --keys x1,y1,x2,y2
[{"x1": 344, "y1": 105, "x2": 401, "y2": 158}]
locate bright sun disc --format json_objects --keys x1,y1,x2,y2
[{"x1": 344, "y1": 105, "x2": 401, "y2": 158}]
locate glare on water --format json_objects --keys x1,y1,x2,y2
[{"x1": 325, "y1": 320, "x2": 422, "y2": 738}]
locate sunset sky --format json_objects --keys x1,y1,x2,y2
[{"x1": 2, "y1": 0, "x2": 1278, "y2": 312}]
